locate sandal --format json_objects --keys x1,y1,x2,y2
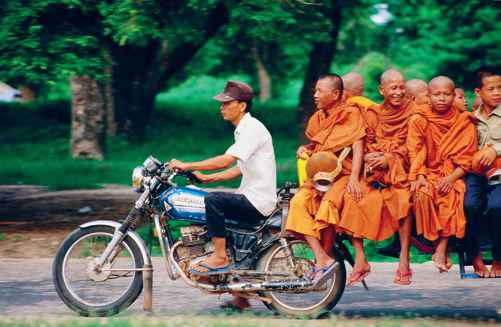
[
  {"x1": 394, "y1": 268, "x2": 413, "y2": 285},
  {"x1": 309, "y1": 261, "x2": 338, "y2": 287},
  {"x1": 188, "y1": 261, "x2": 231, "y2": 276},
  {"x1": 347, "y1": 267, "x2": 370, "y2": 287}
]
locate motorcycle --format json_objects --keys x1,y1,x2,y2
[{"x1": 53, "y1": 155, "x2": 355, "y2": 318}]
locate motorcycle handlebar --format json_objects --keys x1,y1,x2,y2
[{"x1": 176, "y1": 169, "x2": 202, "y2": 184}]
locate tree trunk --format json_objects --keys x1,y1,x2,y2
[
  {"x1": 297, "y1": 1, "x2": 343, "y2": 129},
  {"x1": 70, "y1": 76, "x2": 106, "y2": 160},
  {"x1": 109, "y1": 41, "x2": 161, "y2": 141},
  {"x1": 103, "y1": 51, "x2": 116, "y2": 137},
  {"x1": 252, "y1": 46, "x2": 271, "y2": 103},
  {"x1": 106, "y1": 2, "x2": 229, "y2": 142}
]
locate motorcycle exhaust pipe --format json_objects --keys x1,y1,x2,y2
[{"x1": 219, "y1": 279, "x2": 313, "y2": 292}]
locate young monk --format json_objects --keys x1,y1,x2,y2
[
  {"x1": 407, "y1": 76, "x2": 478, "y2": 272},
  {"x1": 464, "y1": 70, "x2": 501, "y2": 278},
  {"x1": 453, "y1": 88, "x2": 469, "y2": 112},
  {"x1": 405, "y1": 79, "x2": 429, "y2": 106},
  {"x1": 337, "y1": 69, "x2": 413, "y2": 286},
  {"x1": 342, "y1": 71, "x2": 377, "y2": 111},
  {"x1": 286, "y1": 73, "x2": 365, "y2": 283}
]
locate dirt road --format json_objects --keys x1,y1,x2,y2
[
  {"x1": 0, "y1": 258, "x2": 500, "y2": 320},
  {"x1": 0, "y1": 185, "x2": 500, "y2": 322}
]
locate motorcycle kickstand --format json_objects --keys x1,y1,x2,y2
[{"x1": 143, "y1": 263, "x2": 153, "y2": 312}]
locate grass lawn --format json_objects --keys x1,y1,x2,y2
[{"x1": 0, "y1": 80, "x2": 435, "y2": 263}]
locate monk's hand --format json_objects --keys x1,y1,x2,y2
[
  {"x1": 411, "y1": 175, "x2": 429, "y2": 193},
  {"x1": 169, "y1": 159, "x2": 189, "y2": 171},
  {"x1": 296, "y1": 146, "x2": 311, "y2": 159},
  {"x1": 436, "y1": 175, "x2": 455, "y2": 196},
  {"x1": 479, "y1": 146, "x2": 496, "y2": 167},
  {"x1": 366, "y1": 154, "x2": 388, "y2": 171},
  {"x1": 347, "y1": 176, "x2": 363, "y2": 202},
  {"x1": 364, "y1": 152, "x2": 383, "y2": 162}
]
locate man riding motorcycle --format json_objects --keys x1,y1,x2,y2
[{"x1": 170, "y1": 80, "x2": 277, "y2": 310}]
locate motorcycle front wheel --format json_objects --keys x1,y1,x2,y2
[
  {"x1": 257, "y1": 239, "x2": 346, "y2": 318},
  {"x1": 53, "y1": 225, "x2": 144, "y2": 316}
]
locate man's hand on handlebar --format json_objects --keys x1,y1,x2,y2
[
  {"x1": 192, "y1": 171, "x2": 209, "y2": 184},
  {"x1": 169, "y1": 159, "x2": 190, "y2": 171}
]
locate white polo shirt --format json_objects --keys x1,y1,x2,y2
[{"x1": 225, "y1": 113, "x2": 277, "y2": 216}]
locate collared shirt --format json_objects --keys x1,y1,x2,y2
[
  {"x1": 225, "y1": 113, "x2": 277, "y2": 216},
  {"x1": 474, "y1": 104, "x2": 501, "y2": 156},
  {"x1": 474, "y1": 104, "x2": 501, "y2": 185}
]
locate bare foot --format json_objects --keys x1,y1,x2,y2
[
  {"x1": 445, "y1": 254, "x2": 453, "y2": 270},
  {"x1": 432, "y1": 253, "x2": 448, "y2": 273},
  {"x1": 490, "y1": 260, "x2": 501, "y2": 278},
  {"x1": 472, "y1": 255, "x2": 490, "y2": 278}
]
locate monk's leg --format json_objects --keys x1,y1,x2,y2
[
  {"x1": 433, "y1": 237, "x2": 449, "y2": 272},
  {"x1": 304, "y1": 235, "x2": 334, "y2": 269},
  {"x1": 321, "y1": 225, "x2": 336, "y2": 257},
  {"x1": 464, "y1": 173, "x2": 489, "y2": 277},
  {"x1": 347, "y1": 237, "x2": 370, "y2": 286},
  {"x1": 397, "y1": 215, "x2": 412, "y2": 274},
  {"x1": 486, "y1": 183, "x2": 501, "y2": 277}
]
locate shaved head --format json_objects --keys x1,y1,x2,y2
[
  {"x1": 342, "y1": 72, "x2": 364, "y2": 97},
  {"x1": 405, "y1": 79, "x2": 428, "y2": 97},
  {"x1": 429, "y1": 76, "x2": 455, "y2": 112},
  {"x1": 380, "y1": 69, "x2": 405, "y2": 85},
  {"x1": 318, "y1": 73, "x2": 343, "y2": 93},
  {"x1": 379, "y1": 69, "x2": 406, "y2": 108},
  {"x1": 405, "y1": 79, "x2": 429, "y2": 105},
  {"x1": 429, "y1": 76, "x2": 455, "y2": 92}
]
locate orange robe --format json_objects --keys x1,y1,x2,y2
[
  {"x1": 407, "y1": 106, "x2": 478, "y2": 241},
  {"x1": 336, "y1": 103, "x2": 411, "y2": 241},
  {"x1": 286, "y1": 103, "x2": 366, "y2": 239}
]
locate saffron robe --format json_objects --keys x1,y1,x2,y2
[
  {"x1": 286, "y1": 103, "x2": 366, "y2": 239},
  {"x1": 407, "y1": 106, "x2": 478, "y2": 240},
  {"x1": 336, "y1": 103, "x2": 411, "y2": 241}
]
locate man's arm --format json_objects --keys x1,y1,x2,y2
[
  {"x1": 194, "y1": 166, "x2": 242, "y2": 183},
  {"x1": 170, "y1": 154, "x2": 237, "y2": 171}
]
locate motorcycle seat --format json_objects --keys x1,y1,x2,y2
[{"x1": 226, "y1": 209, "x2": 282, "y2": 232}]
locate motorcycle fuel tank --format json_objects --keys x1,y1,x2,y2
[{"x1": 160, "y1": 186, "x2": 207, "y2": 223}]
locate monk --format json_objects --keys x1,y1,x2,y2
[
  {"x1": 337, "y1": 69, "x2": 413, "y2": 286},
  {"x1": 286, "y1": 73, "x2": 365, "y2": 283},
  {"x1": 343, "y1": 71, "x2": 377, "y2": 112},
  {"x1": 453, "y1": 88, "x2": 468, "y2": 112},
  {"x1": 464, "y1": 70, "x2": 501, "y2": 278},
  {"x1": 407, "y1": 76, "x2": 478, "y2": 272},
  {"x1": 405, "y1": 79, "x2": 429, "y2": 106}
]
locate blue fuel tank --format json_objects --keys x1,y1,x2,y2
[{"x1": 159, "y1": 186, "x2": 207, "y2": 223}]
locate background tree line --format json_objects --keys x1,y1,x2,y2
[{"x1": 0, "y1": 0, "x2": 499, "y2": 160}]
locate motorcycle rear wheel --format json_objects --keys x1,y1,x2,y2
[
  {"x1": 52, "y1": 225, "x2": 144, "y2": 316},
  {"x1": 257, "y1": 239, "x2": 346, "y2": 318}
]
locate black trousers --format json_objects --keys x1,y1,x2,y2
[
  {"x1": 204, "y1": 192, "x2": 266, "y2": 238},
  {"x1": 464, "y1": 173, "x2": 501, "y2": 261}
]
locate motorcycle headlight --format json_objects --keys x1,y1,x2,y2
[{"x1": 132, "y1": 166, "x2": 145, "y2": 192}]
